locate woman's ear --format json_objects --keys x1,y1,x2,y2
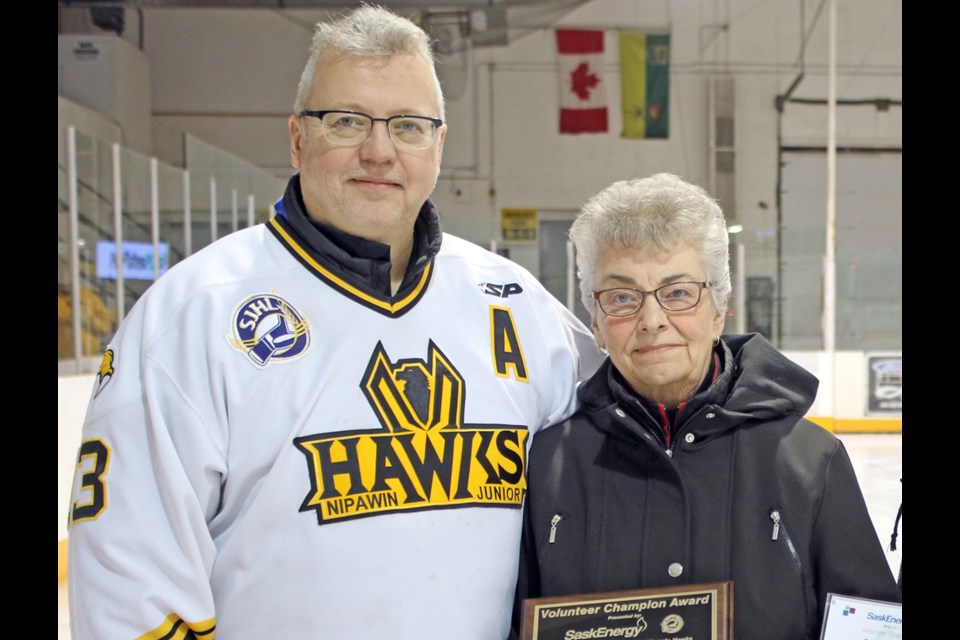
[
  {"x1": 712, "y1": 297, "x2": 729, "y2": 335},
  {"x1": 591, "y1": 312, "x2": 604, "y2": 351}
]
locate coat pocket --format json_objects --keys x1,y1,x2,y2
[{"x1": 769, "y1": 507, "x2": 811, "y2": 630}]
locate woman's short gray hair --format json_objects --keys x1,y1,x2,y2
[
  {"x1": 570, "y1": 173, "x2": 731, "y2": 314},
  {"x1": 293, "y1": 5, "x2": 445, "y2": 119}
]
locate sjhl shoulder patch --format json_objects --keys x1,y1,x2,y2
[{"x1": 226, "y1": 292, "x2": 310, "y2": 367}]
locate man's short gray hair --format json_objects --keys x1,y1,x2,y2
[
  {"x1": 569, "y1": 173, "x2": 732, "y2": 315},
  {"x1": 293, "y1": 4, "x2": 445, "y2": 120}
]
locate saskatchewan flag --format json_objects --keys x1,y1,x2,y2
[{"x1": 620, "y1": 32, "x2": 670, "y2": 139}]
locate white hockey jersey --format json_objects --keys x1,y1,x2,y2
[{"x1": 67, "y1": 189, "x2": 600, "y2": 640}]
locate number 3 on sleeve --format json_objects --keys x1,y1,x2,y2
[{"x1": 70, "y1": 439, "x2": 111, "y2": 525}]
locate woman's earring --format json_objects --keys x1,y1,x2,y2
[{"x1": 713, "y1": 336, "x2": 720, "y2": 347}]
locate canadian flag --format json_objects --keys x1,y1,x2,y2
[{"x1": 556, "y1": 29, "x2": 608, "y2": 134}]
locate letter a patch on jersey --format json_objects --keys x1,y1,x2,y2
[
  {"x1": 294, "y1": 341, "x2": 529, "y2": 525},
  {"x1": 490, "y1": 306, "x2": 529, "y2": 381}
]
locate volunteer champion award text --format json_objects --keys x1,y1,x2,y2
[{"x1": 520, "y1": 582, "x2": 733, "y2": 640}]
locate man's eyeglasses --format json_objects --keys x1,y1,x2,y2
[
  {"x1": 297, "y1": 110, "x2": 443, "y2": 151},
  {"x1": 593, "y1": 282, "x2": 713, "y2": 316}
]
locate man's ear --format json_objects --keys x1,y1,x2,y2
[
  {"x1": 289, "y1": 116, "x2": 303, "y2": 169},
  {"x1": 435, "y1": 124, "x2": 447, "y2": 159}
]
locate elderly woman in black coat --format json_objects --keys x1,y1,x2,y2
[{"x1": 514, "y1": 173, "x2": 900, "y2": 639}]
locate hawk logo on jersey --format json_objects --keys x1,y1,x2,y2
[
  {"x1": 294, "y1": 341, "x2": 528, "y2": 525},
  {"x1": 92, "y1": 349, "x2": 115, "y2": 398},
  {"x1": 227, "y1": 293, "x2": 310, "y2": 367}
]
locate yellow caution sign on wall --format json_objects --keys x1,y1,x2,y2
[{"x1": 501, "y1": 208, "x2": 538, "y2": 242}]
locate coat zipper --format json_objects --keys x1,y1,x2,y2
[
  {"x1": 548, "y1": 514, "x2": 562, "y2": 544},
  {"x1": 671, "y1": 404, "x2": 712, "y2": 452},
  {"x1": 770, "y1": 507, "x2": 803, "y2": 580},
  {"x1": 769, "y1": 509, "x2": 801, "y2": 571},
  {"x1": 769, "y1": 508, "x2": 809, "y2": 624}
]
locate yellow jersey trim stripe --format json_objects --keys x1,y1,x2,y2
[{"x1": 268, "y1": 217, "x2": 431, "y2": 316}]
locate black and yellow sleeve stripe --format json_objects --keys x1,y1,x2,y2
[{"x1": 136, "y1": 614, "x2": 216, "y2": 640}]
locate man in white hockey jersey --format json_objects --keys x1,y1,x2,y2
[{"x1": 67, "y1": 5, "x2": 600, "y2": 639}]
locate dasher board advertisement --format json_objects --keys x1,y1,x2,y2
[{"x1": 866, "y1": 354, "x2": 902, "y2": 414}]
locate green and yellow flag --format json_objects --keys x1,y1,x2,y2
[{"x1": 620, "y1": 32, "x2": 670, "y2": 139}]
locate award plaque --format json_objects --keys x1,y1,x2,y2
[
  {"x1": 521, "y1": 581, "x2": 733, "y2": 640},
  {"x1": 820, "y1": 593, "x2": 902, "y2": 640}
]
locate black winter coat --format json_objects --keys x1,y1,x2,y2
[{"x1": 515, "y1": 333, "x2": 900, "y2": 639}]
